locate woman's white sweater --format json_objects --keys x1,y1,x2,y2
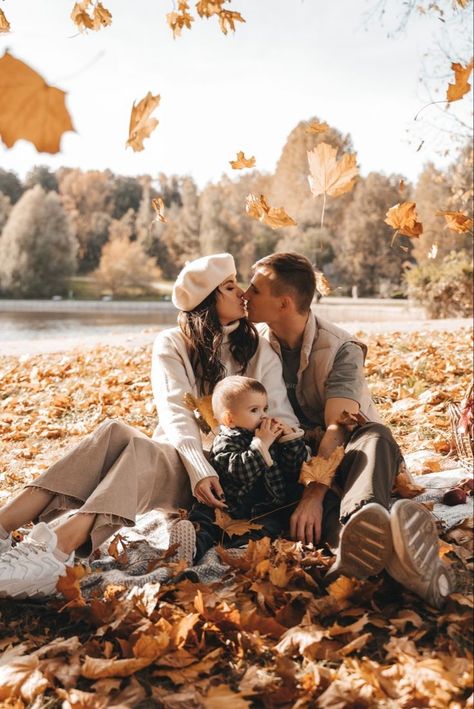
[{"x1": 151, "y1": 322, "x2": 299, "y2": 492}]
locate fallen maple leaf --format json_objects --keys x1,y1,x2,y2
[
  {"x1": 126, "y1": 91, "x2": 160, "y2": 152},
  {"x1": 214, "y1": 508, "x2": 263, "y2": 538},
  {"x1": 229, "y1": 151, "x2": 256, "y2": 169},
  {"x1": 307, "y1": 142, "x2": 359, "y2": 199},
  {"x1": 394, "y1": 470, "x2": 425, "y2": 498},
  {"x1": 338, "y1": 631, "x2": 372, "y2": 656},
  {"x1": 0, "y1": 647, "x2": 49, "y2": 702},
  {"x1": 56, "y1": 564, "x2": 88, "y2": 605},
  {"x1": 245, "y1": 193, "x2": 296, "y2": 230},
  {"x1": 435, "y1": 210, "x2": 473, "y2": 234},
  {"x1": 167, "y1": 0, "x2": 194, "y2": 38},
  {"x1": 203, "y1": 683, "x2": 251, "y2": 708},
  {"x1": 446, "y1": 59, "x2": 473, "y2": 102},
  {"x1": 327, "y1": 575, "x2": 357, "y2": 601},
  {"x1": 306, "y1": 120, "x2": 329, "y2": 134},
  {"x1": 315, "y1": 270, "x2": 332, "y2": 296},
  {"x1": 384, "y1": 202, "x2": 423, "y2": 238},
  {"x1": 107, "y1": 533, "x2": 129, "y2": 564},
  {"x1": 299, "y1": 446, "x2": 345, "y2": 487},
  {"x1": 0, "y1": 9, "x2": 10, "y2": 32},
  {"x1": 0, "y1": 51, "x2": 75, "y2": 153},
  {"x1": 152, "y1": 197, "x2": 167, "y2": 224}
]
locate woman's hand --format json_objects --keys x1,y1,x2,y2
[
  {"x1": 194, "y1": 476, "x2": 227, "y2": 509},
  {"x1": 255, "y1": 417, "x2": 283, "y2": 448}
]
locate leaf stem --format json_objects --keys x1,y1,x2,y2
[{"x1": 320, "y1": 192, "x2": 327, "y2": 229}]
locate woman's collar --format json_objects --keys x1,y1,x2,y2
[{"x1": 222, "y1": 320, "x2": 241, "y2": 337}]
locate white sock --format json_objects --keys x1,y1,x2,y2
[
  {"x1": 53, "y1": 546, "x2": 70, "y2": 562},
  {"x1": 0, "y1": 523, "x2": 9, "y2": 539}
]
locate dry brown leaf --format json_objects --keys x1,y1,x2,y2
[
  {"x1": 307, "y1": 142, "x2": 359, "y2": 198},
  {"x1": 315, "y1": 270, "x2": 332, "y2": 296},
  {"x1": 394, "y1": 471, "x2": 425, "y2": 498},
  {"x1": 183, "y1": 392, "x2": 218, "y2": 432},
  {"x1": 71, "y1": 1, "x2": 112, "y2": 31},
  {"x1": 107, "y1": 533, "x2": 129, "y2": 564},
  {"x1": 0, "y1": 647, "x2": 49, "y2": 702},
  {"x1": 245, "y1": 193, "x2": 297, "y2": 230},
  {"x1": 214, "y1": 508, "x2": 263, "y2": 538},
  {"x1": 446, "y1": 59, "x2": 473, "y2": 102},
  {"x1": 126, "y1": 91, "x2": 160, "y2": 152},
  {"x1": 306, "y1": 120, "x2": 329, "y2": 134},
  {"x1": 229, "y1": 151, "x2": 256, "y2": 169},
  {"x1": 82, "y1": 633, "x2": 169, "y2": 679},
  {"x1": 384, "y1": 201, "x2": 423, "y2": 238},
  {"x1": 218, "y1": 10, "x2": 245, "y2": 34},
  {"x1": 0, "y1": 9, "x2": 10, "y2": 32},
  {"x1": 195, "y1": 1, "x2": 245, "y2": 35},
  {"x1": 338, "y1": 631, "x2": 372, "y2": 656},
  {"x1": 203, "y1": 684, "x2": 251, "y2": 708},
  {"x1": 0, "y1": 51, "x2": 75, "y2": 153},
  {"x1": 167, "y1": 1, "x2": 194, "y2": 38},
  {"x1": 56, "y1": 564, "x2": 88, "y2": 605},
  {"x1": 152, "y1": 197, "x2": 167, "y2": 224},
  {"x1": 327, "y1": 575, "x2": 357, "y2": 601},
  {"x1": 436, "y1": 210, "x2": 473, "y2": 234},
  {"x1": 299, "y1": 446, "x2": 344, "y2": 487}
]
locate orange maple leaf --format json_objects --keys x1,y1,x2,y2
[
  {"x1": 126, "y1": 91, "x2": 160, "y2": 152},
  {"x1": 229, "y1": 151, "x2": 256, "y2": 169},
  {"x1": 107, "y1": 533, "x2": 129, "y2": 564},
  {"x1": 307, "y1": 143, "x2": 359, "y2": 198},
  {"x1": 384, "y1": 202, "x2": 423, "y2": 238},
  {"x1": 0, "y1": 51, "x2": 75, "y2": 153},
  {"x1": 245, "y1": 193, "x2": 296, "y2": 230},
  {"x1": 0, "y1": 9, "x2": 10, "y2": 32},
  {"x1": 446, "y1": 59, "x2": 473, "y2": 102},
  {"x1": 152, "y1": 197, "x2": 167, "y2": 223},
  {"x1": 167, "y1": 0, "x2": 194, "y2": 38},
  {"x1": 214, "y1": 509, "x2": 263, "y2": 539},
  {"x1": 315, "y1": 271, "x2": 332, "y2": 296},
  {"x1": 299, "y1": 446, "x2": 345, "y2": 487},
  {"x1": 306, "y1": 120, "x2": 329, "y2": 134},
  {"x1": 183, "y1": 393, "x2": 218, "y2": 433},
  {"x1": 435, "y1": 210, "x2": 473, "y2": 234},
  {"x1": 71, "y1": 1, "x2": 112, "y2": 31},
  {"x1": 56, "y1": 564, "x2": 88, "y2": 605},
  {"x1": 218, "y1": 10, "x2": 245, "y2": 35}
]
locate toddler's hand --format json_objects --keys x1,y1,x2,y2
[
  {"x1": 255, "y1": 417, "x2": 283, "y2": 448},
  {"x1": 271, "y1": 417, "x2": 293, "y2": 437}
]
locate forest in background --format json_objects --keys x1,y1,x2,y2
[{"x1": 0, "y1": 119, "x2": 472, "y2": 311}]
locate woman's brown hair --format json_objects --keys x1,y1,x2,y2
[{"x1": 178, "y1": 289, "x2": 259, "y2": 395}]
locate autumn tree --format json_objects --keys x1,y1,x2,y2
[
  {"x1": 0, "y1": 168, "x2": 23, "y2": 204},
  {"x1": 0, "y1": 185, "x2": 77, "y2": 297},
  {"x1": 111, "y1": 175, "x2": 143, "y2": 219},
  {"x1": 24, "y1": 165, "x2": 58, "y2": 192},
  {"x1": 334, "y1": 172, "x2": 414, "y2": 296},
  {"x1": 0, "y1": 192, "x2": 11, "y2": 233},
  {"x1": 414, "y1": 162, "x2": 452, "y2": 264}
]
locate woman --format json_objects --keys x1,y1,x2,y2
[{"x1": 0, "y1": 253, "x2": 299, "y2": 598}]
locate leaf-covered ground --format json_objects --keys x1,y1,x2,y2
[{"x1": 0, "y1": 327, "x2": 472, "y2": 708}]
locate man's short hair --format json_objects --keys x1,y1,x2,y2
[
  {"x1": 253, "y1": 252, "x2": 316, "y2": 313},
  {"x1": 212, "y1": 375, "x2": 267, "y2": 422}
]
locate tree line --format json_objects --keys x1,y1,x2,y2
[{"x1": 0, "y1": 119, "x2": 471, "y2": 303}]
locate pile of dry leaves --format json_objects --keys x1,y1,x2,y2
[{"x1": 0, "y1": 326, "x2": 472, "y2": 707}]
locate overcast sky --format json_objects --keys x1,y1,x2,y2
[{"x1": 0, "y1": 0, "x2": 471, "y2": 187}]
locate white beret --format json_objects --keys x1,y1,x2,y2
[{"x1": 172, "y1": 253, "x2": 237, "y2": 311}]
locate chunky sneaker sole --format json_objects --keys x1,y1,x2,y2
[
  {"x1": 0, "y1": 535, "x2": 12, "y2": 557},
  {"x1": 168, "y1": 520, "x2": 196, "y2": 567},
  {"x1": 387, "y1": 499, "x2": 454, "y2": 609},
  {"x1": 326, "y1": 502, "x2": 392, "y2": 581}
]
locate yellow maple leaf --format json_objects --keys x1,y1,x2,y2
[
  {"x1": 315, "y1": 270, "x2": 331, "y2": 296},
  {"x1": 446, "y1": 59, "x2": 473, "y2": 102},
  {"x1": 126, "y1": 91, "x2": 160, "y2": 152},
  {"x1": 183, "y1": 392, "x2": 218, "y2": 432},
  {"x1": 245, "y1": 193, "x2": 296, "y2": 230},
  {"x1": 167, "y1": 0, "x2": 194, "y2": 38},
  {"x1": 152, "y1": 197, "x2": 167, "y2": 224},
  {"x1": 306, "y1": 120, "x2": 329, "y2": 134},
  {"x1": 0, "y1": 51, "x2": 75, "y2": 153},
  {"x1": 229, "y1": 151, "x2": 256, "y2": 169},
  {"x1": 384, "y1": 202, "x2": 423, "y2": 238},
  {"x1": 71, "y1": 0, "x2": 112, "y2": 31},
  {"x1": 0, "y1": 9, "x2": 10, "y2": 32},
  {"x1": 307, "y1": 143, "x2": 359, "y2": 198},
  {"x1": 436, "y1": 210, "x2": 473, "y2": 234},
  {"x1": 218, "y1": 10, "x2": 245, "y2": 35},
  {"x1": 196, "y1": 1, "x2": 246, "y2": 35},
  {"x1": 93, "y1": 2, "x2": 112, "y2": 29},
  {"x1": 299, "y1": 446, "x2": 344, "y2": 487},
  {"x1": 214, "y1": 509, "x2": 263, "y2": 538},
  {"x1": 327, "y1": 575, "x2": 356, "y2": 601}
]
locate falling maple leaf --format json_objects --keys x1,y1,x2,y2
[
  {"x1": 307, "y1": 143, "x2": 359, "y2": 199},
  {"x1": 126, "y1": 91, "x2": 160, "y2": 152},
  {"x1": 306, "y1": 120, "x2": 329, "y2": 134},
  {"x1": 218, "y1": 10, "x2": 246, "y2": 34},
  {"x1": 196, "y1": 1, "x2": 245, "y2": 35},
  {"x1": 299, "y1": 446, "x2": 345, "y2": 487},
  {"x1": 152, "y1": 197, "x2": 167, "y2": 224},
  {"x1": 315, "y1": 270, "x2": 332, "y2": 296},
  {"x1": 0, "y1": 51, "x2": 75, "y2": 153},
  {"x1": 71, "y1": 0, "x2": 112, "y2": 31},
  {"x1": 167, "y1": 0, "x2": 194, "y2": 38},
  {"x1": 0, "y1": 9, "x2": 10, "y2": 32},
  {"x1": 435, "y1": 210, "x2": 473, "y2": 234},
  {"x1": 446, "y1": 59, "x2": 473, "y2": 102},
  {"x1": 245, "y1": 193, "x2": 296, "y2": 230},
  {"x1": 384, "y1": 202, "x2": 423, "y2": 238},
  {"x1": 214, "y1": 509, "x2": 263, "y2": 538},
  {"x1": 229, "y1": 151, "x2": 256, "y2": 169}
]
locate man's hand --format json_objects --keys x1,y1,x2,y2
[
  {"x1": 194, "y1": 476, "x2": 227, "y2": 509},
  {"x1": 255, "y1": 417, "x2": 283, "y2": 448},
  {"x1": 290, "y1": 484, "x2": 326, "y2": 545}
]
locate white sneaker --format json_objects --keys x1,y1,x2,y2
[
  {"x1": 386, "y1": 499, "x2": 455, "y2": 609},
  {"x1": 0, "y1": 522, "x2": 74, "y2": 598},
  {"x1": 325, "y1": 502, "x2": 392, "y2": 582},
  {"x1": 168, "y1": 520, "x2": 196, "y2": 567}
]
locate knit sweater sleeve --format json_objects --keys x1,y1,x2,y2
[{"x1": 151, "y1": 331, "x2": 218, "y2": 493}]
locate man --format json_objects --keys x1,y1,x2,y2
[{"x1": 244, "y1": 252, "x2": 453, "y2": 608}]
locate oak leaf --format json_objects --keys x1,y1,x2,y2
[
  {"x1": 299, "y1": 446, "x2": 344, "y2": 487},
  {"x1": 167, "y1": 1, "x2": 194, "y2": 38},
  {"x1": 229, "y1": 151, "x2": 256, "y2": 169},
  {"x1": 0, "y1": 9, "x2": 10, "y2": 32},
  {"x1": 307, "y1": 143, "x2": 359, "y2": 198},
  {"x1": 306, "y1": 120, "x2": 329, "y2": 134},
  {"x1": 446, "y1": 59, "x2": 473, "y2": 102},
  {"x1": 126, "y1": 91, "x2": 160, "y2": 152},
  {"x1": 214, "y1": 508, "x2": 263, "y2": 538},
  {"x1": 245, "y1": 193, "x2": 296, "y2": 230},
  {"x1": 0, "y1": 51, "x2": 75, "y2": 153},
  {"x1": 436, "y1": 210, "x2": 473, "y2": 233},
  {"x1": 152, "y1": 197, "x2": 167, "y2": 224},
  {"x1": 384, "y1": 202, "x2": 423, "y2": 238}
]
